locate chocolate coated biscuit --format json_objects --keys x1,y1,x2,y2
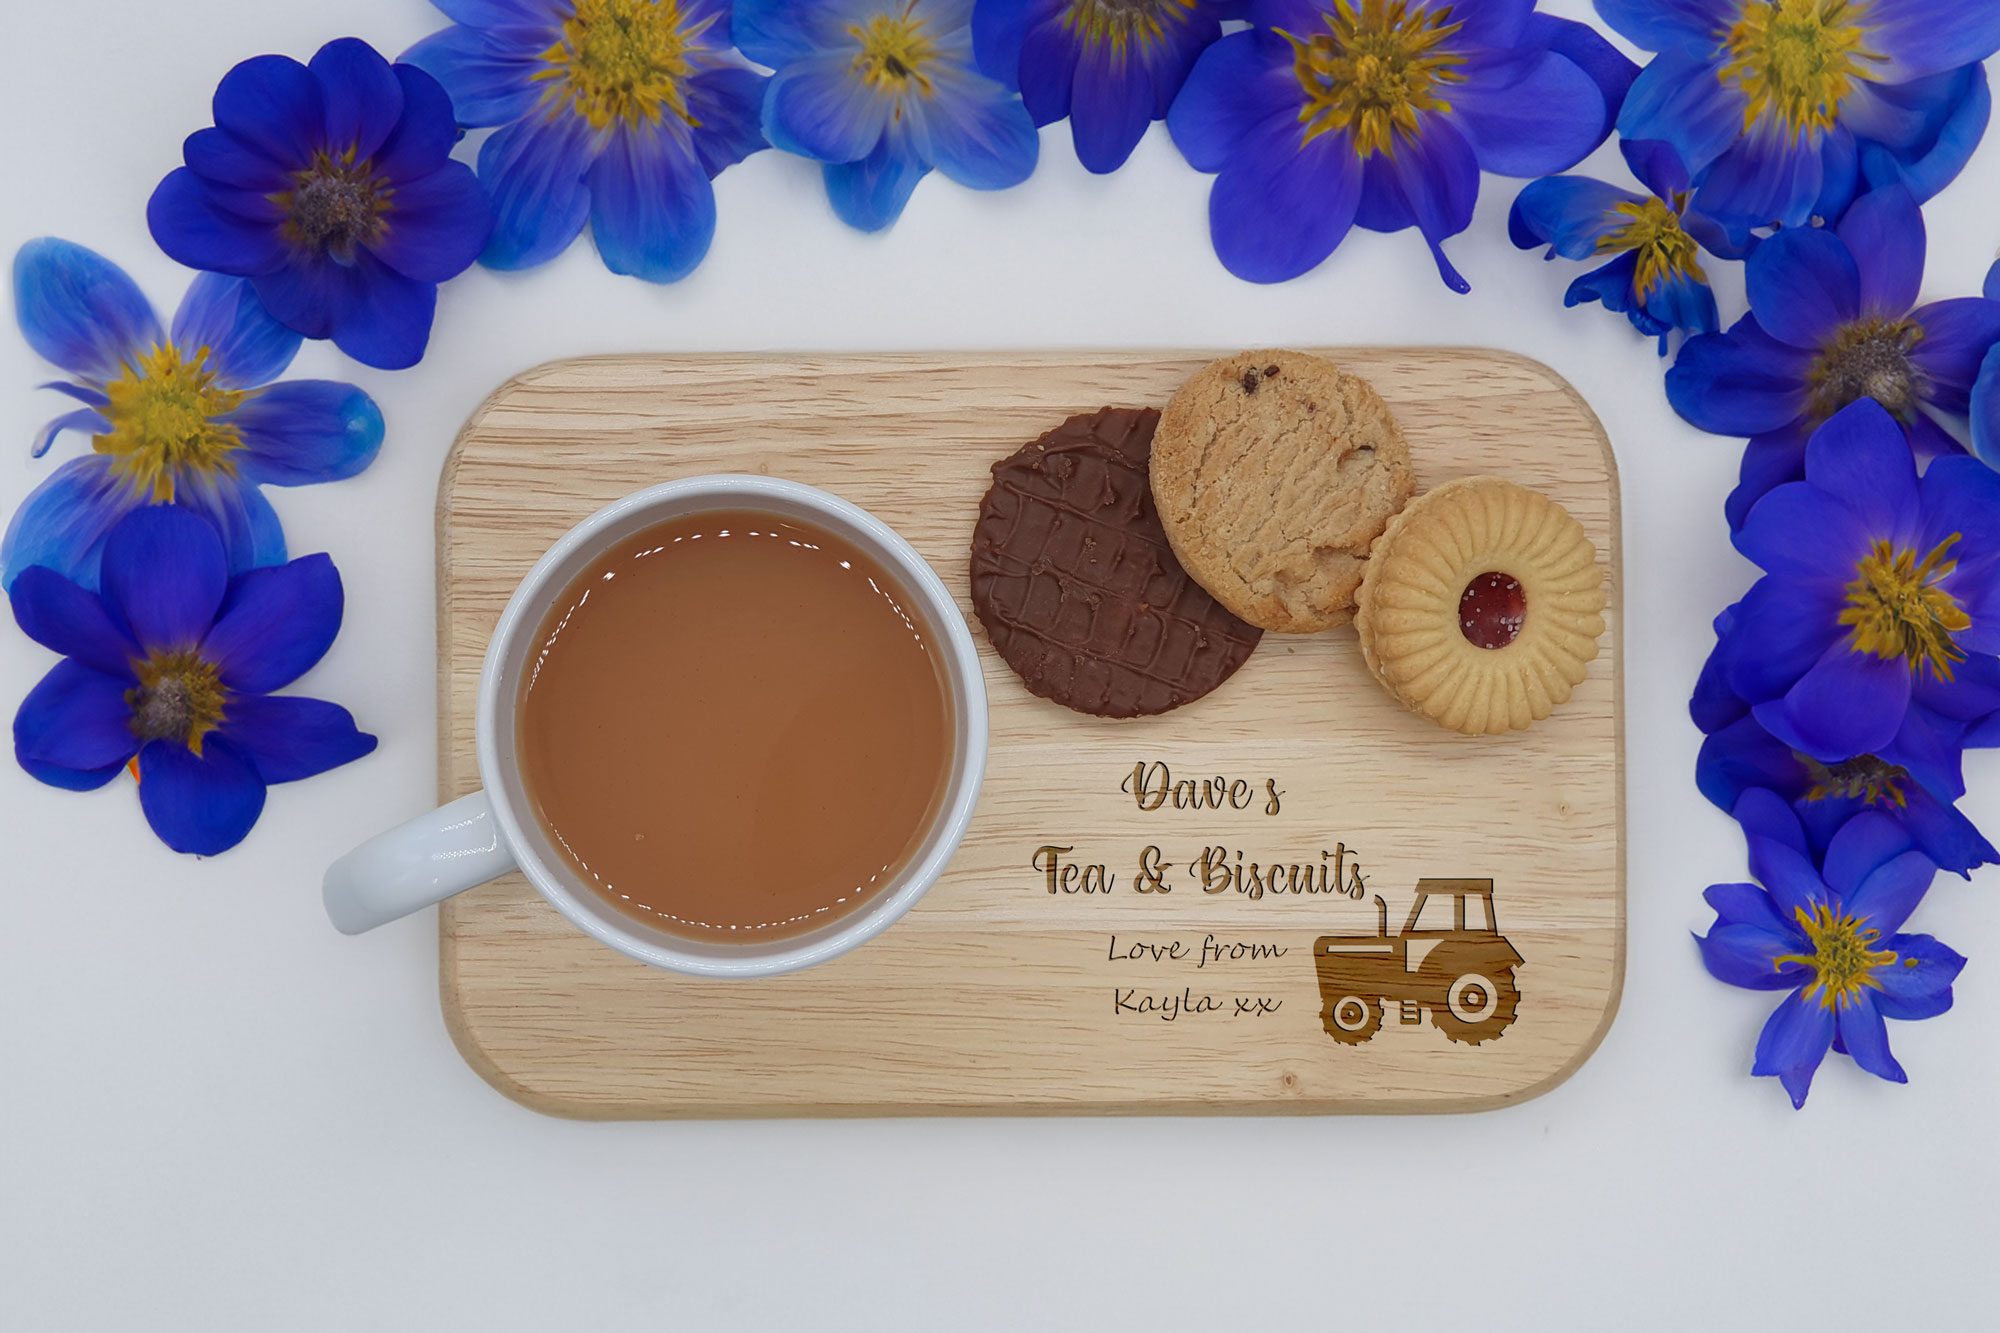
[{"x1": 971, "y1": 408, "x2": 1263, "y2": 718}]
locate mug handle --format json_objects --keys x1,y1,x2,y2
[{"x1": 322, "y1": 790, "x2": 519, "y2": 934}]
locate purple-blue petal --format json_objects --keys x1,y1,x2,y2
[
  {"x1": 1821, "y1": 809, "x2": 1916, "y2": 896},
  {"x1": 12, "y1": 659, "x2": 140, "y2": 773},
  {"x1": 170, "y1": 473, "x2": 287, "y2": 581},
  {"x1": 182, "y1": 127, "x2": 293, "y2": 192},
  {"x1": 99, "y1": 505, "x2": 227, "y2": 652},
  {"x1": 1696, "y1": 715, "x2": 1801, "y2": 812},
  {"x1": 587, "y1": 123, "x2": 717, "y2": 283},
  {"x1": 1746, "y1": 226, "x2": 1862, "y2": 349},
  {"x1": 1755, "y1": 643, "x2": 1911, "y2": 763},
  {"x1": 210, "y1": 53, "x2": 324, "y2": 168},
  {"x1": 1617, "y1": 49, "x2": 1744, "y2": 177},
  {"x1": 399, "y1": 25, "x2": 545, "y2": 128},
  {"x1": 1843, "y1": 849, "x2": 1937, "y2": 936},
  {"x1": 1665, "y1": 316, "x2": 1813, "y2": 435},
  {"x1": 1801, "y1": 399, "x2": 1920, "y2": 538},
  {"x1": 1874, "y1": 932, "x2": 1965, "y2": 1012},
  {"x1": 18, "y1": 751, "x2": 127, "y2": 792},
  {"x1": 1733, "y1": 482, "x2": 1874, "y2": 584},
  {"x1": 1452, "y1": 48, "x2": 1607, "y2": 178},
  {"x1": 1723, "y1": 574, "x2": 1842, "y2": 703},
  {"x1": 1835, "y1": 186, "x2": 1924, "y2": 319},
  {"x1": 373, "y1": 63, "x2": 465, "y2": 181},
  {"x1": 1734, "y1": 784, "x2": 1812, "y2": 856},
  {"x1": 1857, "y1": 64, "x2": 1991, "y2": 205},
  {"x1": 31, "y1": 408, "x2": 110, "y2": 461},
  {"x1": 136, "y1": 735, "x2": 267, "y2": 856},
  {"x1": 13, "y1": 238, "x2": 162, "y2": 383},
  {"x1": 972, "y1": 0, "x2": 1031, "y2": 89},
  {"x1": 278, "y1": 253, "x2": 435, "y2": 372},
  {"x1": 1861, "y1": 1, "x2": 2000, "y2": 83},
  {"x1": 1726, "y1": 422, "x2": 1811, "y2": 533},
  {"x1": 220, "y1": 694, "x2": 377, "y2": 785},
  {"x1": 1751, "y1": 989, "x2": 1835, "y2": 1105},
  {"x1": 1834, "y1": 992, "x2": 1905, "y2": 1083},
  {"x1": 146, "y1": 169, "x2": 291, "y2": 277},
  {"x1": 476, "y1": 111, "x2": 596, "y2": 271},
  {"x1": 225, "y1": 381, "x2": 384, "y2": 487},
  {"x1": 1167, "y1": 30, "x2": 1299, "y2": 175},
  {"x1": 201, "y1": 553, "x2": 344, "y2": 694},
  {"x1": 1591, "y1": 0, "x2": 1733, "y2": 54},
  {"x1": 309, "y1": 38, "x2": 405, "y2": 161},
  {"x1": 1208, "y1": 125, "x2": 1361, "y2": 284},
  {"x1": 0, "y1": 455, "x2": 143, "y2": 593},
  {"x1": 372, "y1": 160, "x2": 493, "y2": 283},
  {"x1": 1068, "y1": 43, "x2": 1157, "y2": 174},
  {"x1": 1694, "y1": 122, "x2": 1831, "y2": 231},
  {"x1": 1526, "y1": 14, "x2": 1638, "y2": 141},
  {"x1": 1507, "y1": 175, "x2": 1639, "y2": 259},
  {"x1": 9, "y1": 565, "x2": 139, "y2": 677},
  {"x1": 1698, "y1": 922, "x2": 1810, "y2": 991},
  {"x1": 912, "y1": 65, "x2": 1040, "y2": 189},
  {"x1": 169, "y1": 274, "x2": 300, "y2": 390},
  {"x1": 686, "y1": 67, "x2": 772, "y2": 178},
  {"x1": 822, "y1": 133, "x2": 931, "y2": 232},
  {"x1": 733, "y1": 0, "x2": 820, "y2": 67},
  {"x1": 1911, "y1": 298, "x2": 2000, "y2": 409},
  {"x1": 1747, "y1": 832, "x2": 1827, "y2": 920},
  {"x1": 766, "y1": 54, "x2": 892, "y2": 162},
  {"x1": 1704, "y1": 877, "x2": 1797, "y2": 937}
]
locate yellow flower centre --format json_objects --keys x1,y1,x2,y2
[
  {"x1": 127, "y1": 649, "x2": 228, "y2": 754},
  {"x1": 95, "y1": 345, "x2": 245, "y2": 504},
  {"x1": 1800, "y1": 752, "x2": 1909, "y2": 807},
  {"x1": 1840, "y1": 536, "x2": 1971, "y2": 678},
  {"x1": 1719, "y1": 0, "x2": 1879, "y2": 139},
  {"x1": 276, "y1": 149, "x2": 391, "y2": 262},
  {"x1": 1774, "y1": 902, "x2": 1895, "y2": 1009},
  {"x1": 851, "y1": 8, "x2": 938, "y2": 98},
  {"x1": 537, "y1": 0, "x2": 704, "y2": 130},
  {"x1": 1289, "y1": 0, "x2": 1465, "y2": 158},
  {"x1": 1808, "y1": 317, "x2": 1926, "y2": 423},
  {"x1": 1061, "y1": 0, "x2": 1194, "y2": 56},
  {"x1": 1597, "y1": 196, "x2": 1707, "y2": 301}
]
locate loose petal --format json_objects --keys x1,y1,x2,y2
[
  {"x1": 136, "y1": 735, "x2": 267, "y2": 856},
  {"x1": 203, "y1": 554, "x2": 344, "y2": 695},
  {"x1": 587, "y1": 125, "x2": 717, "y2": 283},
  {"x1": 12, "y1": 238, "x2": 162, "y2": 382},
  {"x1": 170, "y1": 273, "x2": 301, "y2": 390},
  {"x1": 221, "y1": 695, "x2": 377, "y2": 784},
  {"x1": 98, "y1": 505, "x2": 228, "y2": 652},
  {"x1": 8, "y1": 566, "x2": 139, "y2": 676},
  {"x1": 12, "y1": 659, "x2": 141, "y2": 773}
]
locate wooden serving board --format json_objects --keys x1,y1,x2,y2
[{"x1": 437, "y1": 350, "x2": 1623, "y2": 1117}]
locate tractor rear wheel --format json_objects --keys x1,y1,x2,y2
[
  {"x1": 1321, "y1": 994, "x2": 1382, "y2": 1044},
  {"x1": 1430, "y1": 969, "x2": 1519, "y2": 1045}
]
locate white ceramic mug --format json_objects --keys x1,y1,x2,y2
[{"x1": 322, "y1": 475, "x2": 989, "y2": 977}]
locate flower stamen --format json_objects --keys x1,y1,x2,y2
[
  {"x1": 851, "y1": 9, "x2": 939, "y2": 98},
  {"x1": 1799, "y1": 753, "x2": 1910, "y2": 807},
  {"x1": 1287, "y1": 0, "x2": 1465, "y2": 158},
  {"x1": 127, "y1": 649, "x2": 228, "y2": 754},
  {"x1": 276, "y1": 149, "x2": 391, "y2": 262},
  {"x1": 1061, "y1": 0, "x2": 1195, "y2": 57},
  {"x1": 1773, "y1": 902, "x2": 1895, "y2": 1009},
  {"x1": 95, "y1": 345, "x2": 245, "y2": 503},
  {"x1": 1597, "y1": 196, "x2": 1707, "y2": 300},
  {"x1": 536, "y1": 0, "x2": 705, "y2": 130},
  {"x1": 1840, "y1": 535, "x2": 1970, "y2": 678},
  {"x1": 1719, "y1": 0, "x2": 1880, "y2": 140},
  {"x1": 1808, "y1": 317, "x2": 1926, "y2": 422}
]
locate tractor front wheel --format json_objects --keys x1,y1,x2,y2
[
  {"x1": 1430, "y1": 969, "x2": 1519, "y2": 1045},
  {"x1": 1322, "y1": 994, "x2": 1383, "y2": 1044}
]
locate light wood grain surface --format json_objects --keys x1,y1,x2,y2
[{"x1": 436, "y1": 349, "x2": 1624, "y2": 1118}]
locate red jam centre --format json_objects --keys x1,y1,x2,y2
[{"x1": 1459, "y1": 571, "x2": 1525, "y2": 649}]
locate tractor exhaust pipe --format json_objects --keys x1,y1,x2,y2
[{"x1": 1374, "y1": 894, "x2": 1389, "y2": 938}]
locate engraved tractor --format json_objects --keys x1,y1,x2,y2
[{"x1": 1314, "y1": 879, "x2": 1522, "y2": 1046}]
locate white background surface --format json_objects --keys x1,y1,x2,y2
[{"x1": 4, "y1": 2, "x2": 1996, "y2": 1328}]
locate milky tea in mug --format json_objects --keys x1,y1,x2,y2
[{"x1": 513, "y1": 508, "x2": 954, "y2": 940}]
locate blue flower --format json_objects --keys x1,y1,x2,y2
[
  {"x1": 735, "y1": 0, "x2": 1042, "y2": 231},
  {"x1": 1665, "y1": 186, "x2": 2000, "y2": 528},
  {"x1": 1509, "y1": 139, "x2": 1722, "y2": 353},
  {"x1": 4, "y1": 239, "x2": 383, "y2": 593},
  {"x1": 970, "y1": 0, "x2": 1235, "y2": 173},
  {"x1": 402, "y1": 0, "x2": 768, "y2": 281},
  {"x1": 1716, "y1": 398, "x2": 2000, "y2": 766},
  {"x1": 1696, "y1": 793, "x2": 1963, "y2": 1108},
  {"x1": 1163, "y1": 1, "x2": 1626, "y2": 289},
  {"x1": 1974, "y1": 261, "x2": 2000, "y2": 470},
  {"x1": 10, "y1": 506, "x2": 376, "y2": 855},
  {"x1": 1693, "y1": 603, "x2": 2000, "y2": 876},
  {"x1": 1597, "y1": 0, "x2": 2000, "y2": 237},
  {"x1": 147, "y1": 38, "x2": 494, "y2": 370}
]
